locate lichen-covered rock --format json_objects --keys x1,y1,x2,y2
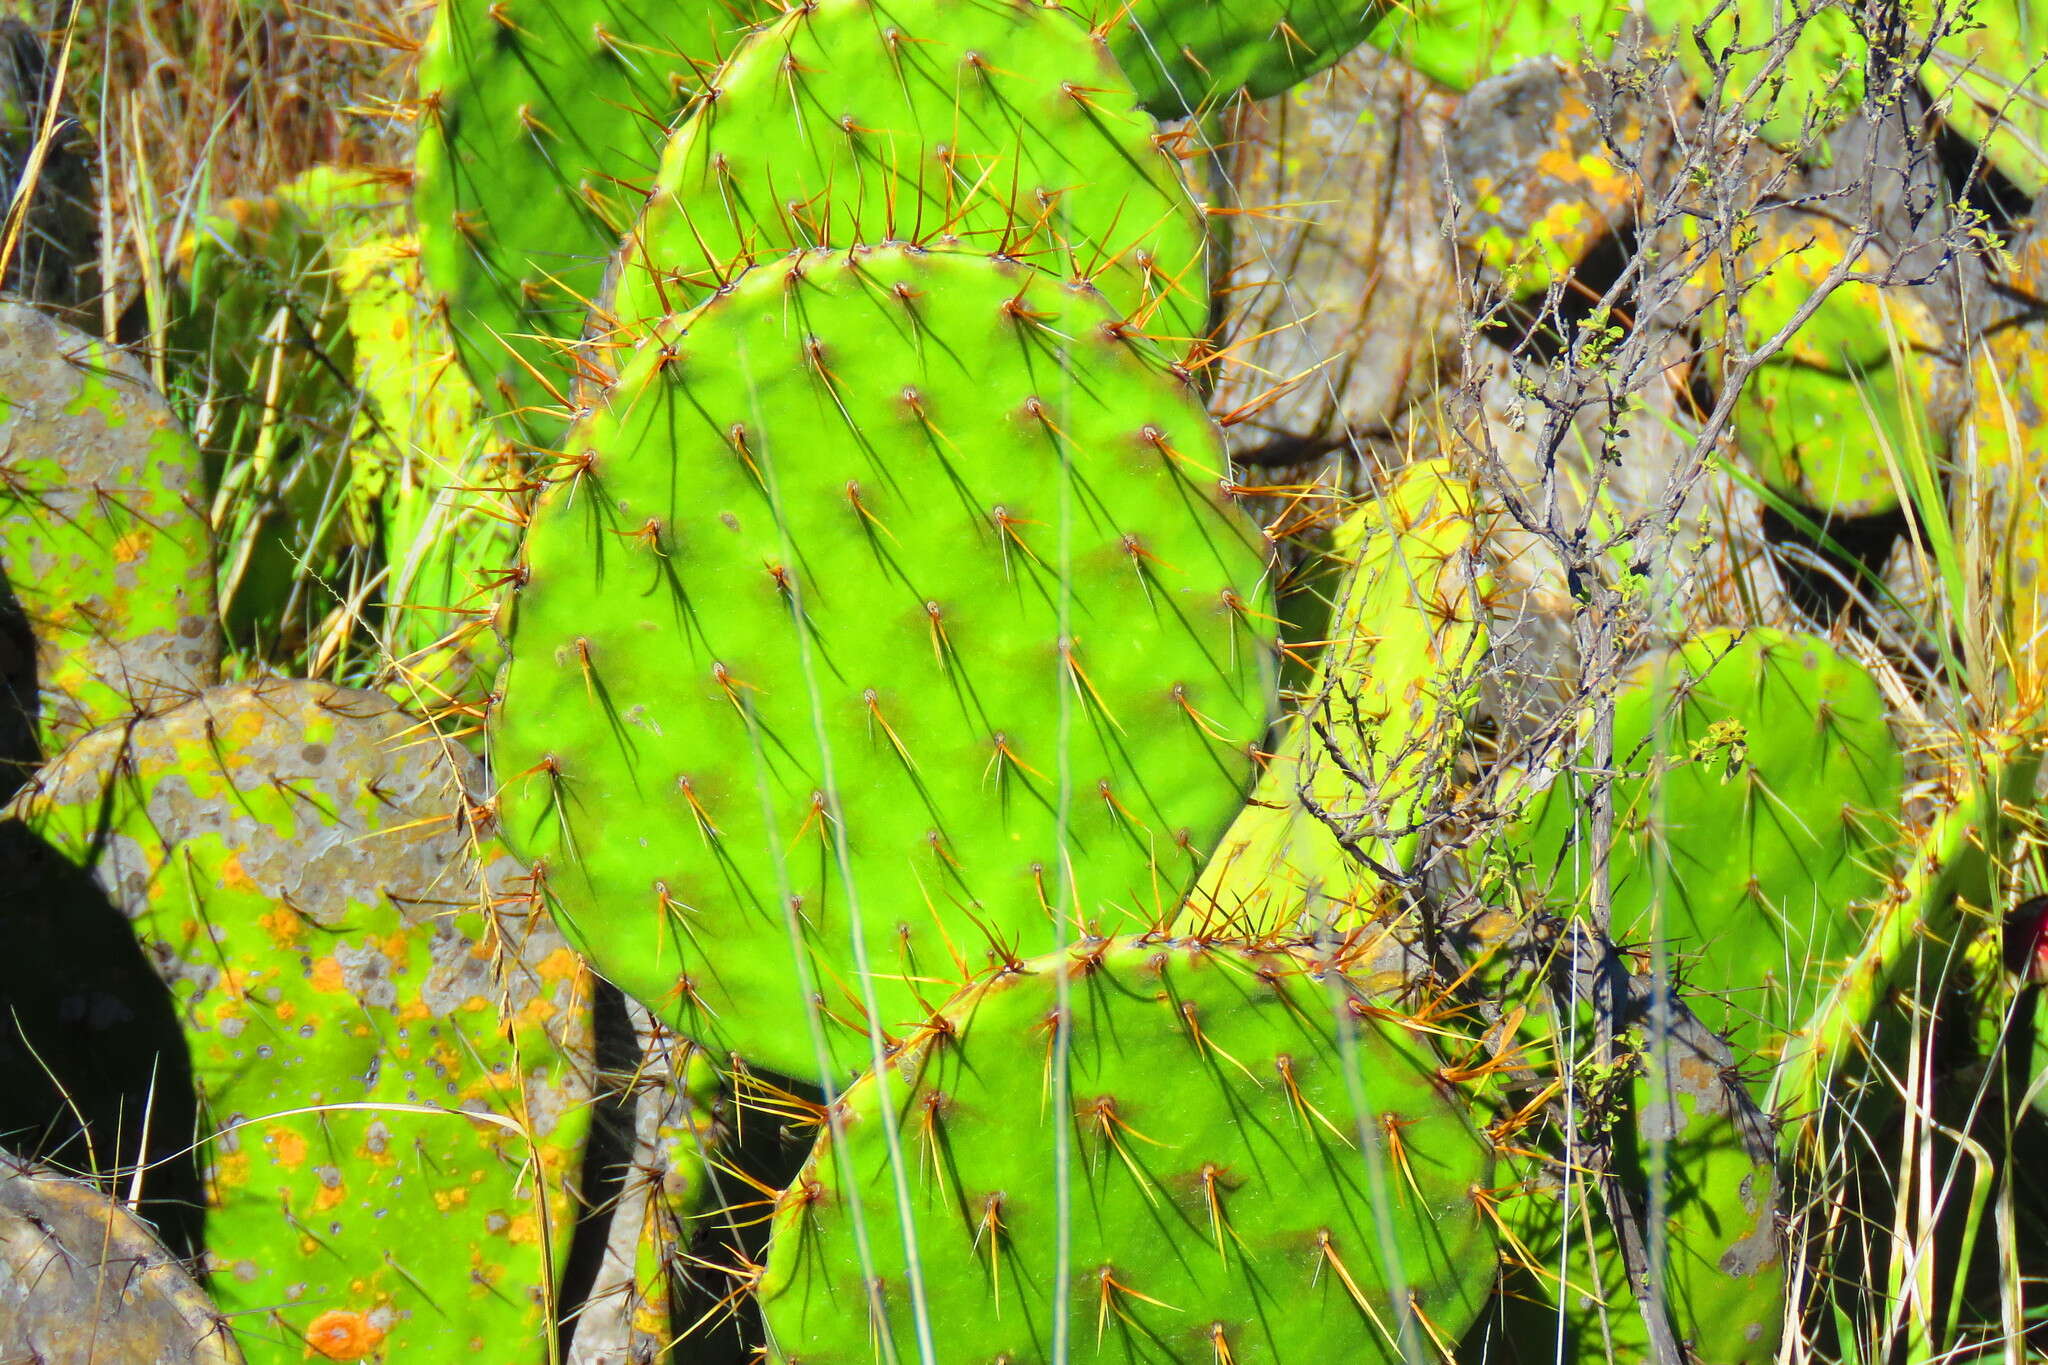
[
  {"x1": 0, "y1": 1150, "x2": 244, "y2": 1365},
  {"x1": 5, "y1": 680, "x2": 594, "y2": 1364},
  {"x1": 0, "y1": 303, "x2": 220, "y2": 750}
]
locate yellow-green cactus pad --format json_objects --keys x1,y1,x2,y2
[
  {"x1": 492, "y1": 245, "x2": 1273, "y2": 1083},
  {"x1": 1920, "y1": 0, "x2": 2048, "y2": 193},
  {"x1": 0, "y1": 303, "x2": 220, "y2": 751},
  {"x1": 1370, "y1": 0, "x2": 1629, "y2": 92},
  {"x1": 604, "y1": 0, "x2": 1209, "y2": 351},
  {"x1": 1193, "y1": 461, "x2": 1487, "y2": 932},
  {"x1": 759, "y1": 936, "x2": 1498, "y2": 1364},
  {"x1": 1711, "y1": 215, "x2": 1944, "y2": 519},
  {"x1": 6, "y1": 681, "x2": 594, "y2": 1364}
]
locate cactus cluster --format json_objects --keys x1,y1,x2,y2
[{"x1": 3, "y1": 0, "x2": 2048, "y2": 1361}]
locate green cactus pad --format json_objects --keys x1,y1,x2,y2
[
  {"x1": 1510, "y1": 628, "x2": 1902, "y2": 1061},
  {"x1": 759, "y1": 936, "x2": 1497, "y2": 1363},
  {"x1": 1079, "y1": 0, "x2": 1393, "y2": 116},
  {"x1": 416, "y1": 0, "x2": 758, "y2": 437},
  {"x1": 1367, "y1": 0, "x2": 1628, "y2": 92},
  {"x1": 6, "y1": 680, "x2": 594, "y2": 1364},
  {"x1": 0, "y1": 303, "x2": 220, "y2": 751},
  {"x1": 1193, "y1": 461, "x2": 1487, "y2": 932},
  {"x1": 492, "y1": 244, "x2": 1272, "y2": 1082},
  {"x1": 1714, "y1": 215, "x2": 1943, "y2": 520},
  {"x1": 604, "y1": 0, "x2": 1208, "y2": 351}
]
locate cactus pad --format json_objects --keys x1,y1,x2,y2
[
  {"x1": 1194, "y1": 462, "x2": 1487, "y2": 932},
  {"x1": 0, "y1": 303, "x2": 219, "y2": 749},
  {"x1": 759, "y1": 936, "x2": 1498, "y2": 1363},
  {"x1": 1716, "y1": 215, "x2": 1943, "y2": 519},
  {"x1": 1, "y1": 1150, "x2": 244, "y2": 1365},
  {"x1": 1511, "y1": 628, "x2": 1902, "y2": 1060},
  {"x1": 416, "y1": 0, "x2": 757, "y2": 436},
  {"x1": 604, "y1": 0, "x2": 1208, "y2": 351},
  {"x1": 6, "y1": 680, "x2": 594, "y2": 1364},
  {"x1": 492, "y1": 244, "x2": 1272, "y2": 1082},
  {"x1": 1082, "y1": 0, "x2": 1395, "y2": 116}
]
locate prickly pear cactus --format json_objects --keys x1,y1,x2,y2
[
  {"x1": 759, "y1": 936, "x2": 1498, "y2": 1363},
  {"x1": 332, "y1": 230, "x2": 521, "y2": 716},
  {"x1": 1083, "y1": 0, "x2": 1395, "y2": 116},
  {"x1": 1366, "y1": 0, "x2": 1628, "y2": 92},
  {"x1": 1919, "y1": 0, "x2": 2047, "y2": 194},
  {"x1": 604, "y1": 0, "x2": 1209, "y2": 350},
  {"x1": 5, "y1": 680, "x2": 594, "y2": 1364},
  {"x1": 1510, "y1": 628, "x2": 1903, "y2": 1061},
  {"x1": 1195, "y1": 460, "x2": 1487, "y2": 930},
  {"x1": 0, "y1": 1150, "x2": 244, "y2": 1365},
  {"x1": 492, "y1": 244, "x2": 1273, "y2": 1082},
  {"x1": 416, "y1": 0, "x2": 756, "y2": 437},
  {"x1": 1710, "y1": 214, "x2": 1944, "y2": 520},
  {"x1": 0, "y1": 302, "x2": 220, "y2": 750}
]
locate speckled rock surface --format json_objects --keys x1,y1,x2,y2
[
  {"x1": 0, "y1": 303, "x2": 219, "y2": 750},
  {"x1": 0, "y1": 1150, "x2": 243, "y2": 1365},
  {"x1": 4, "y1": 680, "x2": 593, "y2": 1364},
  {"x1": 1446, "y1": 57, "x2": 1671, "y2": 297},
  {"x1": 1215, "y1": 50, "x2": 1463, "y2": 460}
]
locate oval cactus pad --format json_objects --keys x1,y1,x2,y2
[
  {"x1": 0, "y1": 303, "x2": 219, "y2": 751},
  {"x1": 605, "y1": 0, "x2": 1208, "y2": 349},
  {"x1": 492, "y1": 245, "x2": 1273, "y2": 1081},
  {"x1": 8, "y1": 681, "x2": 593, "y2": 1364},
  {"x1": 758, "y1": 936, "x2": 1498, "y2": 1363}
]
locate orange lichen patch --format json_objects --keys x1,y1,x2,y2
[
  {"x1": 314, "y1": 1179, "x2": 348, "y2": 1212},
  {"x1": 505, "y1": 1211, "x2": 540, "y2": 1245},
  {"x1": 433, "y1": 1186, "x2": 471, "y2": 1212},
  {"x1": 209, "y1": 1151, "x2": 251, "y2": 1198},
  {"x1": 219, "y1": 853, "x2": 260, "y2": 894},
  {"x1": 310, "y1": 955, "x2": 345, "y2": 993},
  {"x1": 381, "y1": 930, "x2": 410, "y2": 962},
  {"x1": 305, "y1": 1308, "x2": 386, "y2": 1361},
  {"x1": 110, "y1": 529, "x2": 151, "y2": 563},
  {"x1": 260, "y1": 907, "x2": 306, "y2": 949},
  {"x1": 267, "y1": 1127, "x2": 310, "y2": 1169},
  {"x1": 535, "y1": 946, "x2": 581, "y2": 982}
]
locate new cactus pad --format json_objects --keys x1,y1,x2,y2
[
  {"x1": 0, "y1": 303, "x2": 220, "y2": 750},
  {"x1": 4, "y1": 680, "x2": 594, "y2": 1364},
  {"x1": 491, "y1": 244, "x2": 1273, "y2": 1082},
  {"x1": 758, "y1": 936, "x2": 1498, "y2": 1363},
  {"x1": 416, "y1": 0, "x2": 758, "y2": 436},
  {"x1": 603, "y1": 0, "x2": 1210, "y2": 350},
  {"x1": 1194, "y1": 461, "x2": 1487, "y2": 931},
  {"x1": 1509, "y1": 627, "x2": 1903, "y2": 1061}
]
